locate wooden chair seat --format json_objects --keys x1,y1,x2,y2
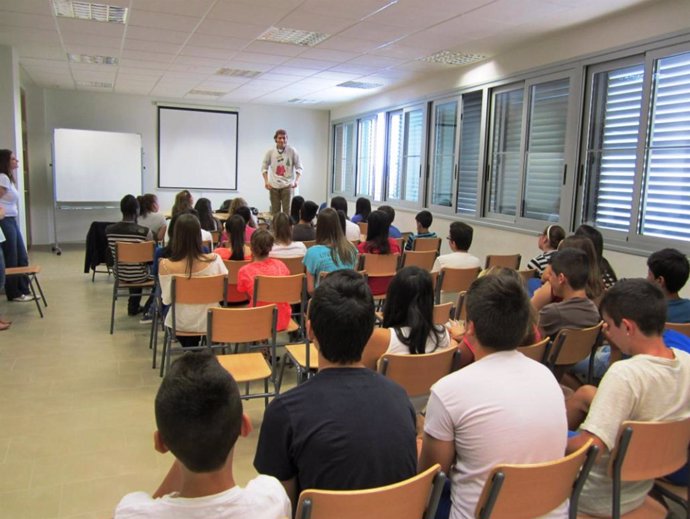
[
  {"x1": 217, "y1": 352, "x2": 272, "y2": 383},
  {"x1": 5, "y1": 264, "x2": 47, "y2": 317},
  {"x1": 5, "y1": 265, "x2": 40, "y2": 275},
  {"x1": 278, "y1": 341, "x2": 321, "y2": 390}
]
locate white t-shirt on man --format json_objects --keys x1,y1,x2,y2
[{"x1": 432, "y1": 251, "x2": 482, "y2": 273}]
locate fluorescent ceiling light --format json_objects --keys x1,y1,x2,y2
[
  {"x1": 258, "y1": 27, "x2": 330, "y2": 47},
  {"x1": 419, "y1": 51, "x2": 486, "y2": 66},
  {"x1": 68, "y1": 53, "x2": 119, "y2": 65},
  {"x1": 288, "y1": 98, "x2": 320, "y2": 104},
  {"x1": 76, "y1": 80, "x2": 113, "y2": 88},
  {"x1": 187, "y1": 89, "x2": 227, "y2": 97},
  {"x1": 337, "y1": 81, "x2": 383, "y2": 90},
  {"x1": 53, "y1": 0, "x2": 128, "y2": 23},
  {"x1": 216, "y1": 68, "x2": 262, "y2": 79}
]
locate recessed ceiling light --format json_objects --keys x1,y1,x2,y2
[
  {"x1": 187, "y1": 89, "x2": 227, "y2": 97},
  {"x1": 288, "y1": 98, "x2": 320, "y2": 104},
  {"x1": 419, "y1": 51, "x2": 486, "y2": 66},
  {"x1": 337, "y1": 81, "x2": 383, "y2": 90},
  {"x1": 68, "y1": 53, "x2": 119, "y2": 65},
  {"x1": 216, "y1": 68, "x2": 262, "y2": 79},
  {"x1": 76, "y1": 80, "x2": 113, "y2": 88},
  {"x1": 53, "y1": 0, "x2": 128, "y2": 23},
  {"x1": 258, "y1": 27, "x2": 330, "y2": 47}
]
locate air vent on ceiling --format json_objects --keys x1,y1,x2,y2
[
  {"x1": 76, "y1": 80, "x2": 113, "y2": 88},
  {"x1": 187, "y1": 89, "x2": 227, "y2": 97},
  {"x1": 216, "y1": 68, "x2": 262, "y2": 79},
  {"x1": 336, "y1": 81, "x2": 383, "y2": 90},
  {"x1": 419, "y1": 50, "x2": 486, "y2": 66},
  {"x1": 258, "y1": 27, "x2": 330, "y2": 47},
  {"x1": 68, "y1": 53, "x2": 119, "y2": 65},
  {"x1": 53, "y1": 0, "x2": 128, "y2": 23}
]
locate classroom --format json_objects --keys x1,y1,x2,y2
[{"x1": 0, "y1": 0, "x2": 689, "y2": 517}]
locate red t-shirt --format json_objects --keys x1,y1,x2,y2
[
  {"x1": 237, "y1": 258, "x2": 291, "y2": 331},
  {"x1": 357, "y1": 238, "x2": 401, "y2": 296}
]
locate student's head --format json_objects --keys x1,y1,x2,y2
[
  {"x1": 600, "y1": 279, "x2": 666, "y2": 338},
  {"x1": 330, "y1": 196, "x2": 349, "y2": 216},
  {"x1": 336, "y1": 209, "x2": 347, "y2": 235},
  {"x1": 316, "y1": 207, "x2": 343, "y2": 244},
  {"x1": 558, "y1": 235, "x2": 602, "y2": 300},
  {"x1": 120, "y1": 194, "x2": 139, "y2": 219},
  {"x1": 309, "y1": 270, "x2": 374, "y2": 363},
  {"x1": 448, "y1": 221, "x2": 473, "y2": 251},
  {"x1": 300, "y1": 201, "x2": 318, "y2": 223},
  {"x1": 229, "y1": 197, "x2": 248, "y2": 216},
  {"x1": 549, "y1": 248, "x2": 590, "y2": 292},
  {"x1": 364, "y1": 210, "x2": 391, "y2": 253},
  {"x1": 274, "y1": 128, "x2": 287, "y2": 146},
  {"x1": 0, "y1": 149, "x2": 17, "y2": 181},
  {"x1": 138, "y1": 193, "x2": 158, "y2": 217},
  {"x1": 170, "y1": 213, "x2": 204, "y2": 266},
  {"x1": 378, "y1": 205, "x2": 395, "y2": 226},
  {"x1": 647, "y1": 248, "x2": 690, "y2": 295},
  {"x1": 250, "y1": 229, "x2": 273, "y2": 259},
  {"x1": 466, "y1": 275, "x2": 530, "y2": 351},
  {"x1": 354, "y1": 197, "x2": 372, "y2": 220},
  {"x1": 155, "y1": 352, "x2": 243, "y2": 473},
  {"x1": 235, "y1": 205, "x2": 251, "y2": 225},
  {"x1": 225, "y1": 215, "x2": 246, "y2": 261},
  {"x1": 415, "y1": 210, "x2": 433, "y2": 230},
  {"x1": 574, "y1": 224, "x2": 604, "y2": 261},
  {"x1": 540, "y1": 224, "x2": 565, "y2": 251},
  {"x1": 272, "y1": 212, "x2": 293, "y2": 244},
  {"x1": 290, "y1": 196, "x2": 304, "y2": 222},
  {"x1": 172, "y1": 190, "x2": 193, "y2": 216},
  {"x1": 194, "y1": 197, "x2": 213, "y2": 217}
]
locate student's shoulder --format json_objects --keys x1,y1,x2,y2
[{"x1": 114, "y1": 491, "x2": 158, "y2": 518}]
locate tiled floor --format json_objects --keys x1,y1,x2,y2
[{"x1": 0, "y1": 245, "x2": 270, "y2": 518}]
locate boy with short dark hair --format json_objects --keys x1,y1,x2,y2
[
  {"x1": 114, "y1": 352, "x2": 290, "y2": 519},
  {"x1": 432, "y1": 221, "x2": 481, "y2": 272},
  {"x1": 647, "y1": 247, "x2": 690, "y2": 323},
  {"x1": 405, "y1": 210, "x2": 436, "y2": 250}
]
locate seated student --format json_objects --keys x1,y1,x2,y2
[
  {"x1": 229, "y1": 197, "x2": 257, "y2": 229},
  {"x1": 114, "y1": 352, "x2": 291, "y2": 519},
  {"x1": 420, "y1": 274, "x2": 568, "y2": 519},
  {"x1": 378, "y1": 205, "x2": 402, "y2": 239},
  {"x1": 350, "y1": 196, "x2": 371, "y2": 224},
  {"x1": 137, "y1": 193, "x2": 167, "y2": 243},
  {"x1": 289, "y1": 195, "x2": 304, "y2": 226},
  {"x1": 292, "y1": 200, "x2": 318, "y2": 242},
  {"x1": 215, "y1": 215, "x2": 252, "y2": 261},
  {"x1": 379, "y1": 266, "x2": 450, "y2": 354},
  {"x1": 194, "y1": 197, "x2": 223, "y2": 233},
  {"x1": 329, "y1": 196, "x2": 360, "y2": 241},
  {"x1": 432, "y1": 221, "x2": 481, "y2": 272},
  {"x1": 171, "y1": 190, "x2": 193, "y2": 218},
  {"x1": 647, "y1": 248, "x2": 690, "y2": 323},
  {"x1": 566, "y1": 279, "x2": 690, "y2": 517},
  {"x1": 357, "y1": 210, "x2": 401, "y2": 296},
  {"x1": 235, "y1": 206, "x2": 255, "y2": 243},
  {"x1": 575, "y1": 224, "x2": 617, "y2": 289},
  {"x1": 253, "y1": 270, "x2": 417, "y2": 506},
  {"x1": 527, "y1": 224, "x2": 565, "y2": 276},
  {"x1": 237, "y1": 230, "x2": 291, "y2": 332},
  {"x1": 405, "y1": 210, "x2": 437, "y2": 251},
  {"x1": 268, "y1": 212, "x2": 307, "y2": 258},
  {"x1": 538, "y1": 248, "x2": 601, "y2": 339}
]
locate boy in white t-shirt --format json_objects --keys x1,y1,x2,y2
[{"x1": 114, "y1": 352, "x2": 291, "y2": 519}]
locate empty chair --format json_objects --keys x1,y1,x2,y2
[
  {"x1": 295, "y1": 464, "x2": 446, "y2": 519},
  {"x1": 400, "y1": 250, "x2": 438, "y2": 271},
  {"x1": 485, "y1": 254, "x2": 521, "y2": 270},
  {"x1": 5, "y1": 265, "x2": 47, "y2": 318}
]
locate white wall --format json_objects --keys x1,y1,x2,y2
[{"x1": 23, "y1": 88, "x2": 330, "y2": 244}]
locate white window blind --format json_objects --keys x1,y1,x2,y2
[
  {"x1": 356, "y1": 113, "x2": 385, "y2": 200},
  {"x1": 332, "y1": 122, "x2": 355, "y2": 196},
  {"x1": 457, "y1": 91, "x2": 482, "y2": 215},
  {"x1": 403, "y1": 108, "x2": 424, "y2": 203},
  {"x1": 387, "y1": 111, "x2": 404, "y2": 200},
  {"x1": 431, "y1": 101, "x2": 458, "y2": 207}
]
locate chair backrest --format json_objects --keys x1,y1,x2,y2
[
  {"x1": 277, "y1": 255, "x2": 306, "y2": 275},
  {"x1": 207, "y1": 304, "x2": 277, "y2": 344},
  {"x1": 379, "y1": 347, "x2": 457, "y2": 398},
  {"x1": 357, "y1": 221, "x2": 368, "y2": 236},
  {"x1": 436, "y1": 267, "x2": 481, "y2": 304},
  {"x1": 223, "y1": 259, "x2": 252, "y2": 304},
  {"x1": 453, "y1": 291, "x2": 467, "y2": 321},
  {"x1": 302, "y1": 240, "x2": 316, "y2": 249},
  {"x1": 485, "y1": 254, "x2": 521, "y2": 270},
  {"x1": 361, "y1": 327, "x2": 390, "y2": 370},
  {"x1": 517, "y1": 336, "x2": 551, "y2": 364},
  {"x1": 414, "y1": 237, "x2": 442, "y2": 252},
  {"x1": 400, "y1": 250, "x2": 437, "y2": 271},
  {"x1": 475, "y1": 441, "x2": 598, "y2": 519},
  {"x1": 115, "y1": 240, "x2": 155, "y2": 263},
  {"x1": 171, "y1": 274, "x2": 227, "y2": 305},
  {"x1": 433, "y1": 302, "x2": 453, "y2": 326},
  {"x1": 517, "y1": 269, "x2": 537, "y2": 286},
  {"x1": 548, "y1": 321, "x2": 603, "y2": 367},
  {"x1": 393, "y1": 237, "x2": 404, "y2": 252},
  {"x1": 296, "y1": 464, "x2": 445, "y2": 519},
  {"x1": 359, "y1": 253, "x2": 399, "y2": 277},
  {"x1": 253, "y1": 274, "x2": 306, "y2": 306},
  {"x1": 210, "y1": 230, "x2": 221, "y2": 246},
  {"x1": 665, "y1": 322, "x2": 690, "y2": 337}
]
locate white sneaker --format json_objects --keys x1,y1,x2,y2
[{"x1": 12, "y1": 294, "x2": 36, "y2": 302}]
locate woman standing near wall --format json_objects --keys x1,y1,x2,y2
[{"x1": 0, "y1": 149, "x2": 33, "y2": 303}]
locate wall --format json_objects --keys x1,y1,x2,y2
[{"x1": 23, "y1": 87, "x2": 330, "y2": 245}]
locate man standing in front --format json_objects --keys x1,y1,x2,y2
[
  {"x1": 262, "y1": 129, "x2": 303, "y2": 216},
  {"x1": 420, "y1": 275, "x2": 568, "y2": 519}
]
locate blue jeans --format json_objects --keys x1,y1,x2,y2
[
  {"x1": 0, "y1": 242, "x2": 5, "y2": 289},
  {"x1": 0, "y1": 217, "x2": 29, "y2": 300}
]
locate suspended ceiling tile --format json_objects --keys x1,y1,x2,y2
[
  {"x1": 195, "y1": 18, "x2": 267, "y2": 40},
  {"x1": 128, "y1": 9, "x2": 202, "y2": 32},
  {"x1": 0, "y1": 11, "x2": 55, "y2": 30},
  {"x1": 125, "y1": 25, "x2": 190, "y2": 44},
  {"x1": 132, "y1": 0, "x2": 216, "y2": 17},
  {"x1": 282, "y1": 57, "x2": 340, "y2": 71},
  {"x1": 121, "y1": 49, "x2": 176, "y2": 64},
  {"x1": 124, "y1": 39, "x2": 183, "y2": 55},
  {"x1": 186, "y1": 33, "x2": 249, "y2": 51},
  {"x1": 57, "y1": 18, "x2": 126, "y2": 38},
  {"x1": 230, "y1": 51, "x2": 290, "y2": 65},
  {"x1": 244, "y1": 40, "x2": 306, "y2": 57},
  {"x1": 277, "y1": 10, "x2": 358, "y2": 34}
]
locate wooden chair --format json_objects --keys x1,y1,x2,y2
[
  {"x1": 5, "y1": 265, "x2": 47, "y2": 318},
  {"x1": 358, "y1": 253, "x2": 399, "y2": 298},
  {"x1": 452, "y1": 290, "x2": 467, "y2": 321},
  {"x1": 210, "y1": 230, "x2": 221, "y2": 246},
  {"x1": 208, "y1": 305, "x2": 279, "y2": 405},
  {"x1": 485, "y1": 254, "x2": 521, "y2": 270},
  {"x1": 277, "y1": 255, "x2": 306, "y2": 275},
  {"x1": 433, "y1": 302, "x2": 453, "y2": 326},
  {"x1": 435, "y1": 266, "x2": 481, "y2": 304},
  {"x1": 160, "y1": 274, "x2": 228, "y2": 375},
  {"x1": 223, "y1": 259, "x2": 251, "y2": 304},
  {"x1": 295, "y1": 464, "x2": 446, "y2": 519},
  {"x1": 357, "y1": 221, "x2": 368, "y2": 236},
  {"x1": 413, "y1": 237, "x2": 442, "y2": 253},
  {"x1": 110, "y1": 240, "x2": 156, "y2": 334},
  {"x1": 202, "y1": 239, "x2": 212, "y2": 252},
  {"x1": 399, "y1": 250, "x2": 437, "y2": 271},
  {"x1": 517, "y1": 336, "x2": 551, "y2": 364},
  {"x1": 577, "y1": 418, "x2": 690, "y2": 519},
  {"x1": 393, "y1": 237, "x2": 404, "y2": 252},
  {"x1": 476, "y1": 441, "x2": 598, "y2": 519},
  {"x1": 518, "y1": 268, "x2": 537, "y2": 286},
  {"x1": 302, "y1": 240, "x2": 316, "y2": 249},
  {"x1": 362, "y1": 327, "x2": 392, "y2": 370},
  {"x1": 379, "y1": 347, "x2": 458, "y2": 411},
  {"x1": 547, "y1": 322, "x2": 604, "y2": 383},
  {"x1": 665, "y1": 322, "x2": 690, "y2": 337},
  {"x1": 252, "y1": 273, "x2": 307, "y2": 337},
  {"x1": 278, "y1": 340, "x2": 320, "y2": 390}
]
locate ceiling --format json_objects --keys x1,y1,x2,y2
[{"x1": 0, "y1": 0, "x2": 655, "y2": 108}]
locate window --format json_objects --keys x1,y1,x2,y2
[
  {"x1": 356, "y1": 113, "x2": 385, "y2": 201},
  {"x1": 332, "y1": 121, "x2": 356, "y2": 196},
  {"x1": 429, "y1": 99, "x2": 458, "y2": 208},
  {"x1": 387, "y1": 105, "x2": 425, "y2": 205},
  {"x1": 456, "y1": 91, "x2": 483, "y2": 215}
]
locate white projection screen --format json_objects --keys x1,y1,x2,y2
[
  {"x1": 158, "y1": 106, "x2": 238, "y2": 190},
  {"x1": 53, "y1": 129, "x2": 142, "y2": 203}
]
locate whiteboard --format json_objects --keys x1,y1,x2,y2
[
  {"x1": 53, "y1": 129, "x2": 142, "y2": 203},
  {"x1": 157, "y1": 106, "x2": 238, "y2": 190}
]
